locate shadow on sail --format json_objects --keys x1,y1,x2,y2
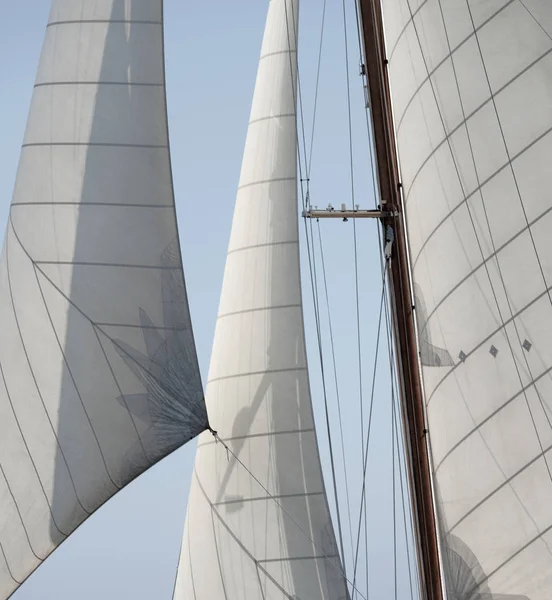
[{"x1": 34, "y1": 0, "x2": 207, "y2": 544}]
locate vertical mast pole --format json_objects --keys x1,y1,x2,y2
[{"x1": 357, "y1": 1, "x2": 443, "y2": 599}]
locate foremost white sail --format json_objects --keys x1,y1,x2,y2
[
  {"x1": 174, "y1": 1, "x2": 349, "y2": 598},
  {"x1": 381, "y1": 0, "x2": 552, "y2": 598},
  {"x1": 0, "y1": 1, "x2": 207, "y2": 597}
]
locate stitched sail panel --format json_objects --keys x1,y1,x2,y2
[
  {"x1": 381, "y1": 0, "x2": 552, "y2": 598},
  {"x1": 0, "y1": 2, "x2": 207, "y2": 597}
]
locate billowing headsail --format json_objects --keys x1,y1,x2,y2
[
  {"x1": 174, "y1": 1, "x2": 349, "y2": 598},
  {"x1": 0, "y1": 1, "x2": 207, "y2": 597},
  {"x1": 381, "y1": 0, "x2": 552, "y2": 598}
]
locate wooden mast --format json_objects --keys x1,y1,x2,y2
[{"x1": 357, "y1": 1, "x2": 444, "y2": 599}]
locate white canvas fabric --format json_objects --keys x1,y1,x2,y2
[
  {"x1": 380, "y1": 0, "x2": 552, "y2": 598},
  {"x1": 0, "y1": 2, "x2": 207, "y2": 597},
  {"x1": 174, "y1": 1, "x2": 349, "y2": 598}
]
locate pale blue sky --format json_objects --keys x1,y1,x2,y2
[{"x1": 0, "y1": 2, "x2": 414, "y2": 599}]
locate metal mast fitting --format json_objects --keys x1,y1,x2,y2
[{"x1": 302, "y1": 203, "x2": 395, "y2": 221}]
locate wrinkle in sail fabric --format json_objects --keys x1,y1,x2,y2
[
  {"x1": 380, "y1": 0, "x2": 552, "y2": 598},
  {"x1": 174, "y1": 1, "x2": 349, "y2": 599},
  {"x1": 0, "y1": 1, "x2": 207, "y2": 597}
]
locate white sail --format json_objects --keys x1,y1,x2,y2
[
  {"x1": 0, "y1": 2, "x2": 207, "y2": 597},
  {"x1": 380, "y1": 0, "x2": 552, "y2": 598},
  {"x1": 174, "y1": 1, "x2": 349, "y2": 598}
]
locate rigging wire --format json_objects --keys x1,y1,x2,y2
[
  {"x1": 282, "y1": 0, "x2": 351, "y2": 577},
  {"x1": 208, "y1": 428, "x2": 369, "y2": 600},
  {"x1": 316, "y1": 220, "x2": 356, "y2": 564},
  {"x1": 339, "y1": 1, "x2": 371, "y2": 596},
  {"x1": 351, "y1": 263, "x2": 388, "y2": 597}
]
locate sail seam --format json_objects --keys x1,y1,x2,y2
[
  {"x1": 22, "y1": 142, "x2": 167, "y2": 149},
  {"x1": 207, "y1": 367, "x2": 306, "y2": 384},
  {"x1": 213, "y1": 491, "x2": 324, "y2": 506},
  {"x1": 259, "y1": 49, "x2": 297, "y2": 61},
  {"x1": 35, "y1": 260, "x2": 181, "y2": 270},
  {"x1": 449, "y1": 440, "x2": 552, "y2": 532},
  {"x1": 90, "y1": 326, "x2": 151, "y2": 467},
  {"x1": 387, "y1": 0, "x2": 430, "y2": 63},
  {"x1": 404, "y1": 47, "x2": 552, "y2": 203},
  {"x1": 412, "y1": 125, "x2": 552, "y2": 270},
  {"x1": 34, "y1": 81, "x2": 163, "y2": 88},
  {"x1": 0, "y1": 361, "x2": 47, "y2": 562},
  {"x1": 32, "y1": 264, "x2": 123, "y2": 491},
  {"x1": 93, "y1": 323, "x2": 188, "y2": 331},
  {"x1": 237, "y1": 176, "x2": 295, "y2": 190},
  {"x1": 217, "y1": 304, "x2": 301, "y2": 320},
  {"x1": 394, "y1": 0, "x2": 517, "y2": 132},
  {"x1": 11, "y1": 202, "x2": 174, "y2": 208},
  {"x1": 420, "y1": 202, "x2": 552, "y2": 341},
  {"x1": 209, "y1": 507, "x2": 230, "y2": 600},
  {"x1": 193, "y1": 471, "x2": 298, "y2": 600},
  {"x1": 258, "y1": 555, "x2": 339, "y2": 563},
  {"x1": 227, "y1": 240, "x2": 298, "y2": 255},
  {"x1": 249, "y1": 113, "x2": 295, "y2": 126},
  {"x1": 436, "y1": 359, "x2": 552, "y2": 465},
  {"x1": 47, "y1": 20, "x2": 162, "y2": 27},
  {"x1": 3, "y1": 229, "x2": 87, "y2": 532}
]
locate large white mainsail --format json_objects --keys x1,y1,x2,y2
[
  {"x1": 0, "y1": 1, "x2": 207, "y2": 598},
  {"x1": 381, "y1": 0, "x2": 552, "y2": 598},
  {"x1": 174, "y1": 1, "x2": 349, "y2": 598}
]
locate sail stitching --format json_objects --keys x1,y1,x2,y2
[
  {"x1": 403, "y1": 0, "x2": 552, "y2": 583},
  {"x1": 217, "y1": 304, "x2": 301, "y2": 320},
  {"x1": 260, "y1": 49, "x2": 297, "y2": 61},
  {"x1": 457, "y1": 0, "x2": 552, "y2": 456},
  {"x1": 34, "y1": 81, "x2": 163, "y2": 88},
  {"x1": 0, "y1": 361, "x2": 47, "y2": 563},
  {"x1": 419, "y1": 201, "x2": 552, "y2": 341},
  {"x1": 404, "y1": 46, "x2": 552, "y2": 204},
  {"x1": 207, "y1": 367, "x2": 307, "y2": 384},
  {"x1": 90, "y1": 326, "x2": 151, "y2": 466},
  {"x1": 205, "y1": 434, "x2": 368, "y2": 599},
  {"x1": 411, "y1": 124, "x2": 552, "y2": 271},
  {"x1": 4, "y1": 224, "x2": 91, "y2": 525},
  {"x1": 237, "y1": 176, "x2": 295, "y2": 190},
  {"x1": 427, "y1": 279, "x2": 552, "y2": 406},
  {"x1": 249, "y1": 113, "x2": 295, "y2": 126},
  {"x1": 8, "y1": 217, "x2": 206, "y2": 443},
  {"x1": 35, "y1": 260, "x2": 181, "y2": 269},
  {"x1": 394, "y1": 0, "x2": 518, "y2": 134},
  {"x1": 31, "y1": 264, "x2": 122, "y2": 490},
  {"x1": 11, "y1": 202, "x2": 174, "y2": 208},
  {"x1": 429, "y1": 0, "x2": 552, "y2": 493},
  {"x1": 47, "y1": 20, "x2": 162, "y2": 27},
  {"x1": 209, "y1": 507, "x2": 230, "y2": 600},
  {"x1": 227, "y1": 240, "x2": 298, "y2": 255},
  {"x1": 213, "y1": 491, "x2": 325, "y2": 506},
  {"x1": 449, "y1": 438, "x2": 552, "y2": 532},
  {"x1": 22, "y1": 142, "x2": 168, "y2": 149}
]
